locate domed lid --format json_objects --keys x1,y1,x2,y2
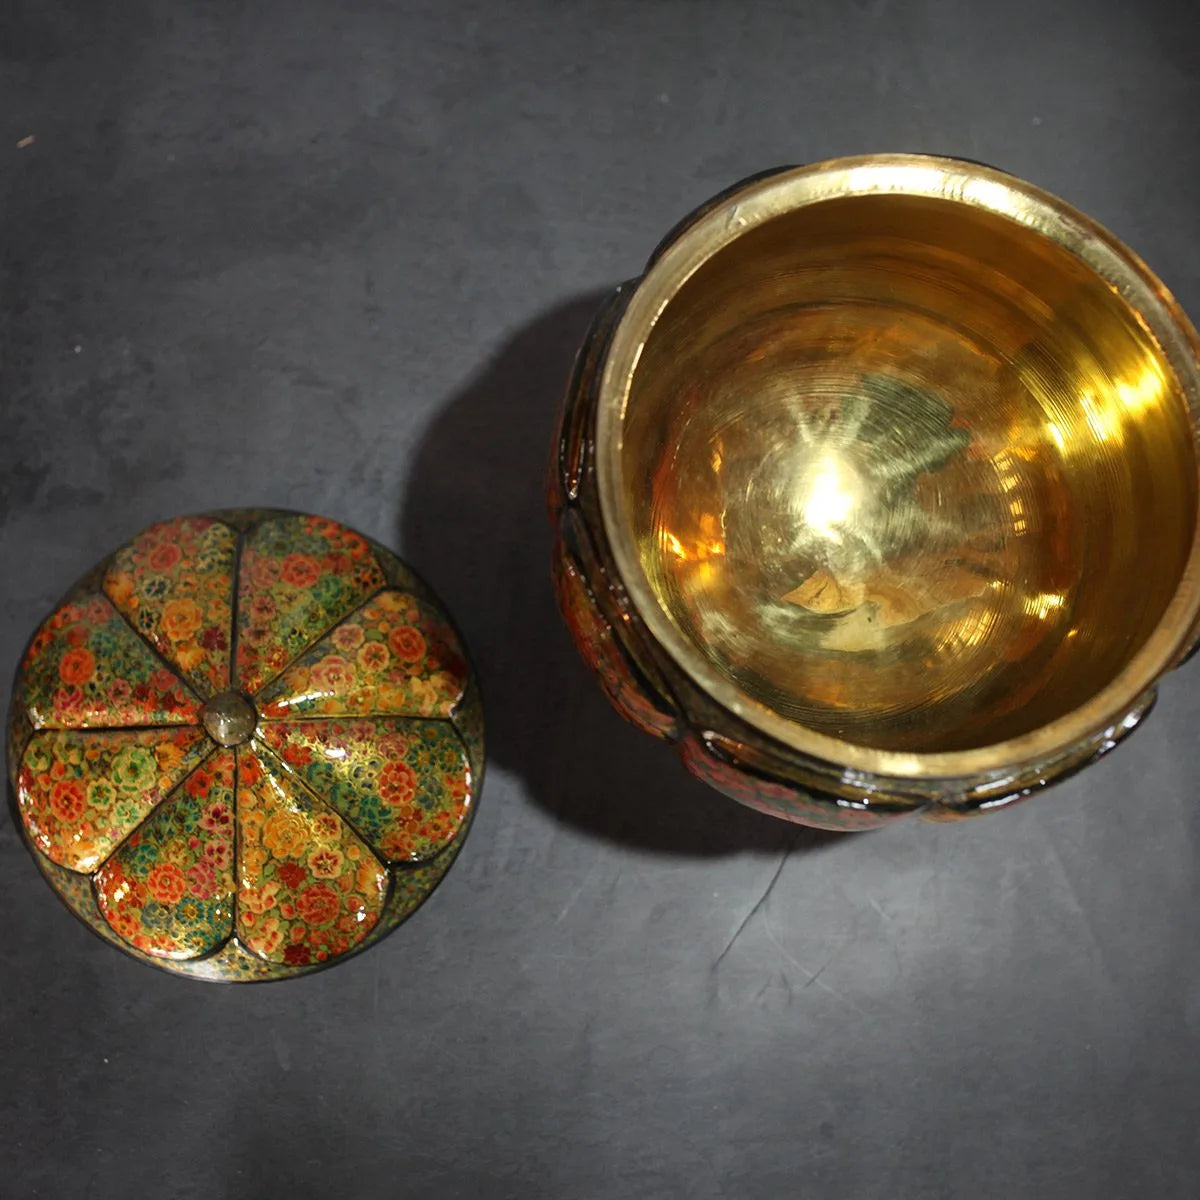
[{"x1": 7, "y1": 509, "x2": 483, "y2": 981}]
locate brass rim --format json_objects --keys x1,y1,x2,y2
[{"x1": 596, "y1": 153, "x2": 1200, "y2": 781}]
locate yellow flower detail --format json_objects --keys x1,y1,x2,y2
[
  {"x1": 262, "y1": 811, "x2": 307, "y2": 858},
  {"x1": 161, "y1": 597, "x2": 203, "y2": 642}
]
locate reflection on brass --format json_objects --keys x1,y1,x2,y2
[
  {"x1": 554, "y1": 156, "x2": 1200, "y2": 821},
  {"x1": 613, "y1": 168, "x2": 1200, "y2": 758}
]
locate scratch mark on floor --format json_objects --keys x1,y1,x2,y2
[
  {"x1": 1041, "y1": 822, "x2": 1121, "y2": 1000},
  {"x1": 711, "y1": 835, "x2": 795, "y2": 971},
  {"x1": 555, "y1": 864, "x2": 596, "y2": 923}
]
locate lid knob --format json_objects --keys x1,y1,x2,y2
[{"x1": 201, "y1": 691, "x2": 257, "y2": 747}]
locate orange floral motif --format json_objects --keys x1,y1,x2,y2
[
  {"x1": 240, "y1": 880, "x2": 281, "y2": 915},
  {"x1": 296, "y1": 882, "x2": 340, "y2": 926},
  {"x1": 388, "y1": 626, "x2": 426, "y2": 664},
  {"x1": 162, "y1": 598, "x2": 203, "y2": 642},
  {"x1": 313, "y1": 812, "x2": 341, "y2": 840},
  {"x1": 58, "y1": 647, "x2": 95, "y2": 686},
  {"x1": 146, "y1": 862, "x2": 188, "y2": 904},
  {"x1": 252, "y1": 915, "x2": 286, "y2": 957},
  {"x1": 148, "y1": 543, "x2": 181, "y2": 572},
  {"x1": 379, "y1": 761, "x2": 417, "y2": 807},
  {"x1": 280, "y1": 554, "x2": 321, "y2": 589},
  {"x1": 49, "y1": 780, "x2": 87, "y2": 823}
]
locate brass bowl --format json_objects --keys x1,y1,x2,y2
[{"x1": 550, "y1": 155, "x2": 1200, "y2": 829}]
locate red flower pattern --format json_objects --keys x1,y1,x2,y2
[
  {"x1": 49, "y1": 780, "x2": 86, "y2": 823},
  {"x1": 388, "y1": 626, "x2": 426, "y2": 664},
  {"x1": 379, "y1": 761, "x2": 417, "y2": 807},
  {"x1": 280, "y1": 554, "x2": 321, "y2": 588},
  {"x1": 148, "y1": 543, "x2": 181, "y2": 572},
  {"x1": 276, "y1": 862, "x2": 307, "y2": 889},
  {"x1": 295, "y1": 883, "x2": 340, "y2": 927},
  {"x1": 59, "y1": 647, "x2": 96, "y2": 686},
  {"x1": 147, "y1": 863, "x2": 188, "y2": 904}
]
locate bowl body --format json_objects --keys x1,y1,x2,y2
[{"x1": 549, "y1": 155, "x2": 1200, "y2": 829}]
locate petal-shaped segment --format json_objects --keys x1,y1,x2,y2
[
  {"x1": 258, "y1": 717, "x2": 472, "y2": 863},
  {"x1": 234, "y1": 514, "x2": 387, "y2": 695},
  {"x1": 235, "y1": 744, "x2": 388, "y2": 966},
  {"x1": 257, "y1": 590, "x2": 467, "y2": 720},
  {"x1": 18, "y1": 593, "x2": 201, "y2": 728},
  {"x1": 95, "y1": 749, "x2": 236, "y2": 959},
  {"x1": 16, "y1": 727, "x2": 213, "y2": 871},
  {"x1": 104, "y1": 516, "x2": 237, "y2": 696}
]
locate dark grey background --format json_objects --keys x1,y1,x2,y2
[{"x1": 3, "y1": 2, "x2": 1199, "y2": 1197}]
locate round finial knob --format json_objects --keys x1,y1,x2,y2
[{"x1": 201, "y1": 690, "x2": 257, "y2": 747}]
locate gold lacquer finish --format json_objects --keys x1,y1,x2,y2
[{"x1": 581, "y1": 156, "x2": 1200, "y2": 803}]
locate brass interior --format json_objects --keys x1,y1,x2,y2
[{"x1": 619, "y1": 191, "x2": 1198, "y2": 753}]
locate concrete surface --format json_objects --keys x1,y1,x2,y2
[{"x1": 2, "y1": 2, "x2": 1199, "y2": 1197}]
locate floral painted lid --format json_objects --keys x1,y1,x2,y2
[{"x1": 6, "y1": 509, "x2": 483, "y2": 981}]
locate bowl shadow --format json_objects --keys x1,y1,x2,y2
[{"x1": 398, "y1": 293, "x2": 842, "y2": 858}]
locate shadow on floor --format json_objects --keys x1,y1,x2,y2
[{"x1": 399, "y1": 292, "x2": 843, "y2": 859}]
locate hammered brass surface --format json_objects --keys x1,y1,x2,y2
[{"x1": 621, "y1": 192, "x2": 1198, "y2": 753}]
